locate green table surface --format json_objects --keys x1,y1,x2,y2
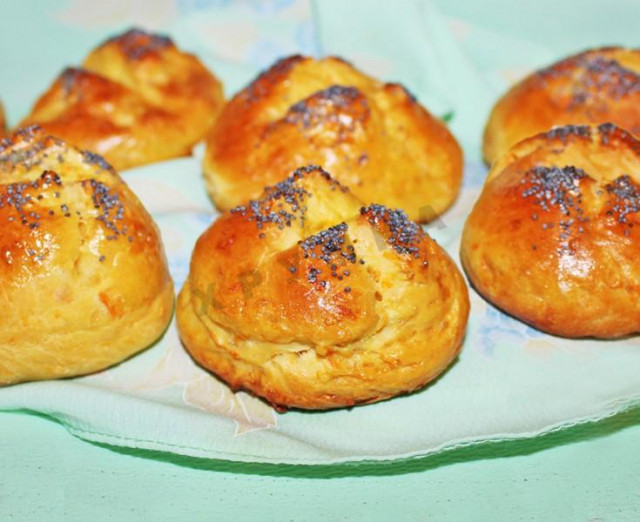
[
  {"x1": 2, "y1": 409, "x2": 640, "y2": 520},
  {"x1": 2, "y1": 1, "x2": 640, "y2": 520}
]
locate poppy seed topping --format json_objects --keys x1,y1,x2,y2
[{"x1": 360, "y1": 204, "x2": 424, "y2": 259}]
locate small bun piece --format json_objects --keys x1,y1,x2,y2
[
  {"x1": 177, "y1": 165, "x2": 469, "y2": 410},
  {"x1": 21, "y1": 28, "x2": 224, "y2": 170},
  {"x1": 484, "y1": 47, "x2": 640, "y2": 165},
  {"x1": 203, "y1": 55, "x2": 462, "y2": 223},
  {"x1": 0, "y1": 127, "x2": 174, "y2": 385},
  {"x1": 0, "y1": 102, "x2": 6, "y2": 138},
  {"x1": 462, "y1": 123, "x2": 640, "y2": 338}
]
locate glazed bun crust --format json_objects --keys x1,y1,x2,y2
[
  {"x1": 0, "y1": 127, "x2": 174, "y2": 385},
  {"x1": 462, "y1": 123, "x2": 640, "y2": 338},
  {"x1": 484, "y1": 47, "x2": 640, "y2": 165},
  {"x1": 178, "y1": 166, "x2": 469, "y2": 410},
  {"x1": 204, "y1": 55, "x2": 462, "y2": 223},
  {"x1": 21, "y1": 28, "x2": 224, "y2": 170},
  {"x1": 0, "y1": 102, "x2": 6, "y2": 138}
]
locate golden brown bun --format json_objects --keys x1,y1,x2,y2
[
  {"x1": 20, "y1": 28, "x2": 224, "y2": 170},
  {"x1": 462, "y1": 123, "x2": 640, "y2": 338},
  {"x1": 0, "y1": 102, "x2": 6, "y2": 138},
  {"x1": 203, "y1": 55, "x2": 462, "y2": 223},
  {"x1": 0, "y1": 126, "x2": 174, "y2": 385},
  {"x1": 177, "y1": 165, "x2": 469, "y2": 410},
  {"x1": 483, "y1": 47, "x2": 640, "y2": 165}
]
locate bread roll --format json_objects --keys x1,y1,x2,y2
[
  {"x1": 21, "y1": 28, "x2": 224, "y2": 170},
  {"x1": 462, "y1": 123, "x2": 640, "y2": 338},
  {"x1": 0, "y1": 102, "x2": 6, "y2": 138},
  {"x1": 484, "y1": 47, "x2": 640, "y2": 165},
  {"x1": 178, "y1": 165, "x2": 469, "y2": 410},
  {"x1": 203, "y1": 55, "x2": 462, "y2": 223},
  {"x1": 0, "y1": 126, "x2": 174, "y2": 385}
]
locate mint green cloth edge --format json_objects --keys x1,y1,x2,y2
[{"x1": 15, "y1": 395, "x2": 637, "y2": 466}]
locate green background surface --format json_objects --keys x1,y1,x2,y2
[
  {"x1": 2, "y1": 0, "x2": 640, "y2": 519},
  {"x1": 2, "y1": 409, "x2": 640, "y2": 520}
]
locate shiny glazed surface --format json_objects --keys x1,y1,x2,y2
[
  {"x1": 463, "y1": 123, "x2": 640, "y2": 338},
  {"x1": 204, "y1": 55, "x2": 462, "y2": 222},
  {"x1": 0, "y1": 127, "x2": 174, "y2": 384},
  {"x1": 21, "y1": 28, "x2": 224, "y2": 170},
  {"x1": 179, "y1": 166, "x2": 469, "y2": 409},
  {"x1": 483, "y1": 47, "x2": 640, "y2": 165}
]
